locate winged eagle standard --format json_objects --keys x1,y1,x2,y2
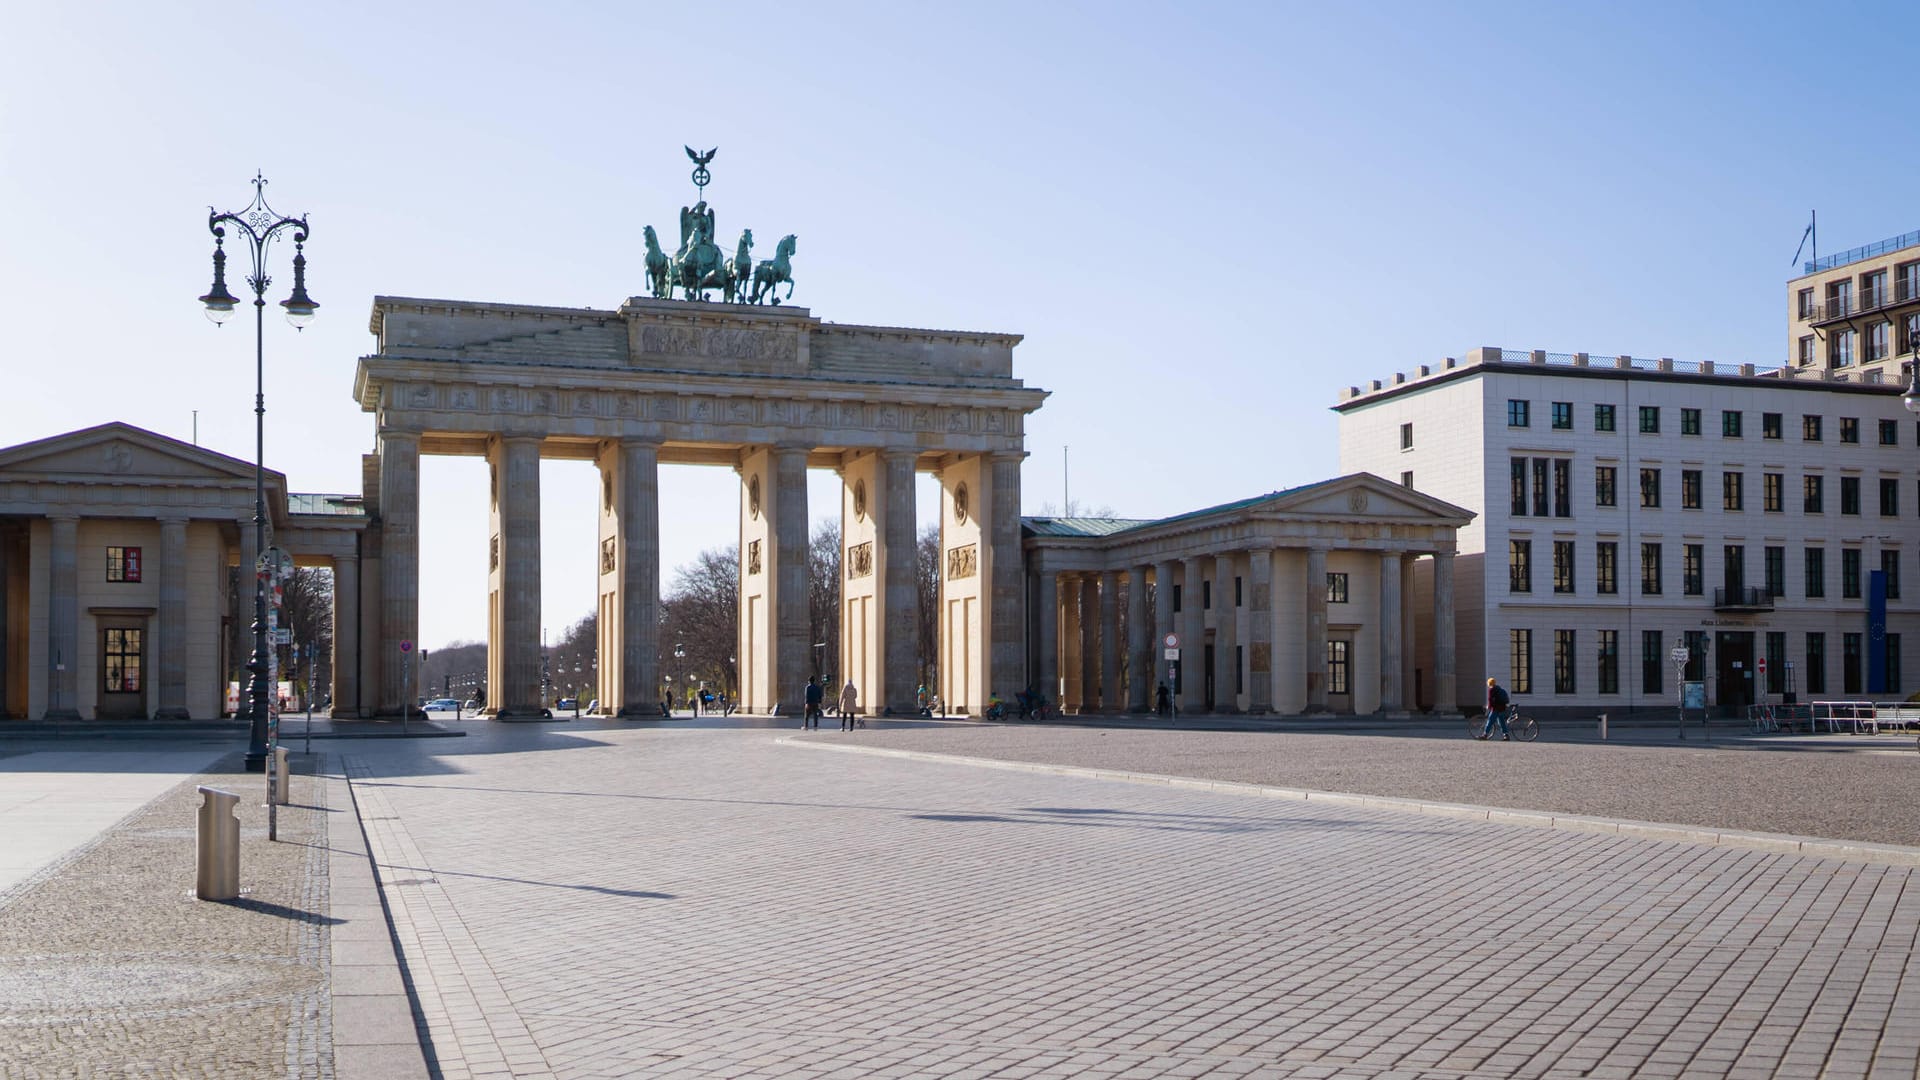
[{"x1": 643, "y1": 147, "x2": 798, "y2": 306}]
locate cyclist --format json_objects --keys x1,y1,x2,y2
[
  {"x1": 985, "y1": 690, "x2": 1006, "y2": 721},
  {"x1": 1481, "y1": 677, "x2": 1513, "y2": 741}
]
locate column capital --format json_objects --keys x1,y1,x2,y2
[{"x1": 47, "y1": 513, "x2": 79, "y2": 524}]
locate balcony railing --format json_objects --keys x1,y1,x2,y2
[
  {"x1": 1713, "y1": 586, "x2": 1775, "y2": 612},
  {"x1": 1804, "y1": 279, "x2": 1920, "y2": 324}
]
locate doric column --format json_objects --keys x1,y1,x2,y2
[
  {"x1": 1434, "y1": 550, "x2": 1457, "y2": 714},
  {"x1": 154, "y1": 517, "x2": 190, "y2": 719},
  {"x1": 1401, "y1": 555, "x2": 1418, "y2": 710},
  {"x1": 1035, "y1": 566, "x2": 1059, "y2": 706},
  {"x1": 772, "y1": 445, "x2": 810, "y2": 712},
  {"x1": 498, "y1": 435, "x2": 543, "y2": 715},
  {"x1": 1181, "y1": 556, "x2": 1207, "y2": 713},
  {"x1": 1246, "y1": 547, "x2": 1274, "y2": 714},
  {"x1": 880, "y1": 450, "x2": 918, "y2": 714},
  {"x1": 1379, "y1": 550, "x2": 1404, "y2": 713},
  {"x1": 1153, "y1": 560, "x2": 1176, "y2": 704},
  {"x1": 1125, "y1": 568, "x2": 1149, "y2": 711},
  {"x1": 1079, "y1": 575, "x2": 1099, "y2": 711},
  {"x1": 1304, "y1": 546, "x2": 1329, "y2": 712},
  {"x1": 1060, "y1": 572, "x2": 1083, "y2": 709},
  {"x1": 377, "y1": 430, "x2": 421, "y2": 714},
  {"x1": 987, "y1": 454, "x2": 1025, "y2": 699},
  {"x1": 1213, "y1": 552, "x2": 1240, "y2": 713},
  {"x1": 46, "y1": 516, "x2": 79, "y2": 719},
  {"x1": 331, "y1": 551, "x2": 359, "y2": 717},
  {"x1": 618, "y1": 439, "x2": 660, "y2": 717},
  {"x1": 1098, "y1": 571, "x2": 1121, "y2": 712}
]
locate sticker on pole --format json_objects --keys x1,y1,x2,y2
[
  {"x1": 1164, "y1": 648, "x2": 1180, "y2": 660},
  {"x1": 1164, "y1": 634, "x2": 1179, "y2": 649}
]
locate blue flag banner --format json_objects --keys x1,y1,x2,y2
[{"x1": 1868, "y1": 570, "x2": 1887, "y2": 694}]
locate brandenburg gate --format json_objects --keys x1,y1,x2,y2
[{"x1": 353, "y1": 293, "x2": 1046, "y2": 717}]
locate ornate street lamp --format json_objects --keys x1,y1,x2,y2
[
  {"x1": 1902, "y1": 341, "x2": 1920, "y2": 416},
  {"x1": 199, "y1": 172, "x2": 317, "y2": 771}
]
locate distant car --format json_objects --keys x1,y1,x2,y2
[
  {"x1": 555, "y1": 697, "x2": 578, "y2": 710},
  {"x1": 424, "y1": 698, "x2": 459, "y2": 712},
  {"x1": 463, "y1": 699, "x2": 479, "y2": 711}
]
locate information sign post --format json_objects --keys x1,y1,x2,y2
[{"x1": 1671, "y1": 646, "x2": 1691, "y2": 741}]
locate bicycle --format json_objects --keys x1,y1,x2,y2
[
  {"x1": 984, "y1": 700, "x2": 1007, "y2": 722},
  {"x1": 1469, "y1": 708, "x2": 1537, "y2": 742}
]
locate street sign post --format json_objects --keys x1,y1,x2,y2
[{"x1": 1671, "y1": 647, "x2": 1690, "y2": 740}]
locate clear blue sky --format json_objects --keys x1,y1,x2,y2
[{"x1": 4, "y1": 1, "x2": 1915, "y2": 650}]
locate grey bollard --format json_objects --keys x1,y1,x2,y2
[
  {"x1": 1599, "y1": 713, "x2": 1608, "y2": 741},
  {"x1": 196, "y1": 786, "x2": 240, "y2": 900},
  {"x1": 271, "y1": 747, "x2": 290, "y2": 805}
]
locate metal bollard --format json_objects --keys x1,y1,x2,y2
[
  {"x1": 1599, "y1": 713, "x2": 1608, "y2": 741},
  {"x1": 271, "y1": 747, "x2": 291, "y2": 805},
  {"x1": 196, "y1": 786, "x2": 240, "y2": 900}
]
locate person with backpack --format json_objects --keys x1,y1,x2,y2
[
  {"x1": 1481, "y1": 677, "x2": 1513, "y2": 741},
  {"x1": 803, "y1": 676, "x2": 824, "y2": 729}
]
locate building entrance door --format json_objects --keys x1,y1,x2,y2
[
  {"x1": 1203, "y1": 643, "x2": 1215, "y2": 711},
  {"x1": 1327, "y1": 635, "x2": 1354, "y2": 714},
  {"x1": 1715, "y1": 630, "x2": 1755, "y2": 718},
  {"x1": 98, "y1": 623, "x2": 148, "y2": 720}
]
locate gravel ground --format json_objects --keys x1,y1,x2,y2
[{"x1": 828, "y1": 723, "x2": 1920, "y2": 847}]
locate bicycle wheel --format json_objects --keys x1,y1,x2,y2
[
  {"x1": 1468, "y1": 715, "x2": 1487, "y2": 739},
  {"x1": 1515, "y1": 714, "x2": 1539, "y2": 741}
]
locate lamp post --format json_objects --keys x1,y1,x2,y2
[
  {"x1": 673, "y1": 642, "x2": 686, "y2": 711},
  {"x1": 199, "y1": 172, "x2": 317, "y2": 772}
]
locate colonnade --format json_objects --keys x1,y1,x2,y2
[{"x1": 1033, "y1": 545, "x2": 1457, "y2": 716}]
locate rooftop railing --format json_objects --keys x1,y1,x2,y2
[{"x1": 1803, "y1": 229, "x2": 1920, "y2": 275}]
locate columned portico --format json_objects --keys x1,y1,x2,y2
[
  {"x1": 1125, "y1": 568, "x2": 1149, "y2": 711},
  {"x1": 1180, "y1": 556, "x2": 1207, "y2": 713},
  {"x1": 1060, "y1": 572, "x2": 1083, "y2": 709},
  {"x1": 1079, "y1": 575, "x2": 1099, "y2": 711},
  {"x1": 1034, "y1": 563, "x2": 1059, "y2": 708},
  {"x1": 1245, "y1": 548, "x2": 1274, "y2": 713},
  {"x1": 1098, "y1": 571, "x2": 1120, "y2": 712},
  {"x1": 1213, "y1": 552, "x2": 1240, "y2": 713},
  {"x1": 154, "y1": 517, "x2": 190, "y2": 719}
]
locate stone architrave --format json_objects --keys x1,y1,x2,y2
[
  {"x1": 154, "y1": 518, "x2": 190, "y2": 719},
  {"x1": 1125, "y1": 568, "x2": 1148, "y2": 711},
  {"x1": 378, "y1": 431, "x2": 420, "y2": 714},
  {"x1": 46, "y1": 516, "x2": 79, "y2": 720}
]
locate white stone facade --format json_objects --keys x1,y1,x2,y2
[{"x1": 1339, "y1": 348, "x2": 1920, "y2": 714}]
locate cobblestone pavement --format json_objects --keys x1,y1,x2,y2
[
  {"x1": 342, "y1": 720, "x2": 1920, "y2": 1078},
  {"x1": 0, "y1": 750, "x2": 333, "y2": 1078}
]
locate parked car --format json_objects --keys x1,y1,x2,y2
[{"x1": 424, "y1": 698, "x2": 459, "y2": 712}]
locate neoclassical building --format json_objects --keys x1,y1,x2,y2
[
  {"x1": 1024, "y1": 475, "x2": 1473, "y2": 716},
  {"x1": 0, "y1": 423, "x2": 367, "y2": 720}
]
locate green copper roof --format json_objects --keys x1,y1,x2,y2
[{"x1": 288, "y1": 493, "x2": 367, "y2": 517}]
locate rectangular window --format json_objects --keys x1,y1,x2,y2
[
  {"x1": 1509, "y1": 629, "x2": 1532, "y2": 694},
  {"x1": 1595, "y1": 465, "x2": 1617, "y2": 507},
  {"x1": 1401, "y1": 470, "x2": 1413, "y2": 488},
  {"x1": 1642, "y1": 630, "x2": 1663, "y2": 694},
  {"x1": 102, "y1": 628, "x2": 143, "y2": 692},
  {"x1": 1841, "y1": 475, "x2": 1861, "y2": 515},
  {"x1": 1172, "y1": 584, "x2": 1181, "y2": 612},
  {"x1": 1805, "y1": 473, "x2": 1825, "y2": 513},
  {"x1": 1869, "y1": 320, "x2": 1891, "y2": 361},
  {"x1": 1841, "y1": 417, "x2": 1860, "y2": 444},
  {"x1": 1722, "y1": 410, "x2": 1742, "y2": 438},
  {"x1": 1680, "y1": 408, "x2": 1702, "y2": 436},
  {"x1": 1843, "y1": 548, "x2": 1862, "y2": 599},
  {"x1": 1834, "y1": 328, "x2": 1857, "y2": 366},
  {"x1": 1724, "y1": 544, "x2": 1745, "y2": 597},
  {"x1": 1807, "y1": 633, "x2": 1827, "y2": 695},
  {"x1": 1510, "y1": 459, "x2": 1527, "y2": 516},
  {"x1": 1881, "y1": 477, "x2": 1900, "y2": 517},
  {"x1": 1594, "y1": 404, "x2": 1616, "y2": 432},
  {"x1": 1723, "y1": 471, "x2": 1744, "y2": 512},
  {"x1": 1865, "y1": 269, "x2": 1888, "y2": 309},
  {"x1": 1680, "y1": 469, "x2": 1702, "y2": 510},
  {"x1": 1683, "y1": 544, "x2": 1704, "y2": 596},
  {"x1": 1509, "y1": 539, "x2": 1532, "y2": 593},
  {"x1": 1685, "y1": 631, "x2": 1709, "y2": 682},
  {"x1": 1639, "y1": 405, "x2": 1660, "y2": 434},
  {"x1": 1598, "y1": 629, "x2": 1619, "y2": 695},
  {"x1": 1804, "y1": 415, "x2": 1823, "y2": 441},
  {"x1": 1883, "y1": 550, "x2": 1901, "y2": 600},
  {"x1": 1799, "y1": 335, "x2": 1817, "y2": 366},
  {"x1": 1553, "y1": 459, "x2": 1570, "y2": 518},
  {"x1": 1235, "y1": 576, "x2": 1243, "y2": 606},
  {"x1": 1843, "y1": 632, "x2": 1863, "y2": 695},
  {"x1": 1202, "y1": 580, "x2": 1211, "y2": 610},
  {"x1": 1766, "y1": 632, "x2": 1786, "y2": 694},
  {"x1": 1553, "y1": 540, "x2": 1575, "y2": 594},
  {"x1": 1798, "y1": 287, "x2": 1815, "y2": 319},
  {"x1": 1508, "y1": 400, "x2": 1530, "y2": 427},
  {"x1": 1763, "y1": 472, "x2": 1784, "y2": 512},
  {"x1": 1901, "y1": 261, "x2": 1920, "y2": 302},
  {"x1": 1805, "y1": 547, "x2": 1826, "y2": 598},
  {"x1": 1400, "y1": 422, "x2": 1413, "y2": 450},
  {"x1": 105, "y1": 546, "x2": 142, "y2": 583},
  {"x1": 1551, "y1": 401, "x2": 1572, "y2": 430},
  {"x1": 1532, "y1": 458, "x2": 1549, "y2": 518},
  {"x1": 1554, "y1": 630, "x2": 1576, "y2": 694},
  {"x1": 1881, "y1": 419, "x2": 1900, "y2": 446},
  {"x1": 1596, "y1": 541, "x2": 1618, "y2": 595},
  {"x1": 1326, "y1": 573, "x2": 1347, "y2": 603},
  {"x1": 1327, "y1": 640, "x2": 1349, "y2": 695},
  {"x1": 1887, "y1": 634, "x2": 1902, "y2": 695},
  {"x1": 1763, "y1": 412, "x2": 1783, "y2": 440},
  {"x1": 1765, "y1": 546, "x2": 1785, "y2": 597},
  {"x1": 1640, "y1": 542, "x2": 1663, "y2": 595},
  {"x1": 1640, "y1": 468, "x2": 1661, "y2": 508}
]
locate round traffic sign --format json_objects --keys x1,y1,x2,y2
[
  {"x1": 400, "y1": 640, "x2": 414, "y2": 653},
  {"x1": 1164, "y1": 633, "x2": 1179, "y2": 648},
  {"x1": 1757, "y1": 657, "x2": 1768, "y2": 674}
]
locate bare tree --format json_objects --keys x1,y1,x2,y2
[
  {"x1": 1035, "y1": 499, "x2": 1117, "y2": 518},
  {"x1": 808, "y1": 518, "x2": 840, "y2": 680},
  {"x1": 916, "y1": 523, "x2": 939, "y2": 692},
  {"x1": 661, "y1": 544, "x2": 740, "y2": 701},
  {"x1": 280, "y1": 567, "x2": 334, "y2": 704}
]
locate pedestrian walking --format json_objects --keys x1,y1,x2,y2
[
  {"x1": 1481, "y1": 676, "x2": 1512, "y2": 741},
  {"x1": 804, "y1": 676, "x2": 823, "y2": 729},
  {"x1": 1155, "y1": 681, "x2": 1171, "y2": 717},
  {"x1": 839, "y1": 679, "x2": 859, "y2": 730}
]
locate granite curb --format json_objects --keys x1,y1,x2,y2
[{"x1": 781, "y1": 737, "x2": 1920, "y2": 868}]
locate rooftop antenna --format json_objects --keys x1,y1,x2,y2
[
  {"x1": 1064, "y1": 445, "x2": 1070, "y2": 516},
  {"x1": 192, "y1": 410, "x2": 198, "y2": 446}
]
